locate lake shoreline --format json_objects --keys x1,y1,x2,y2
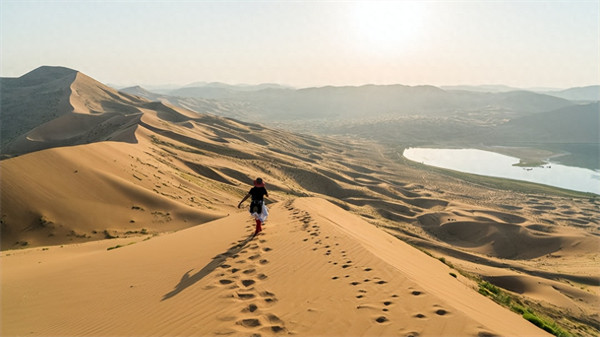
[{"x1": 403, "y1": 147, "x2": 600, "y2": 195}]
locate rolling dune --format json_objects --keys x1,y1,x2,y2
[
  {"x1": 1, "y1": 198, "x2": 549, "y2": 336},
  {"x1": 1, "y1": 66, "x2": 598, "y2": 336}
]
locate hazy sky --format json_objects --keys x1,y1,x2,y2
[{"x1": 1, "y1": 0, "x2": 599, "y2": 88}]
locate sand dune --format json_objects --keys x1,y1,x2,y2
[
  {"x1": 0, "y1": 138, "x2": 225, "y2": 248},
  {"x1": 1, "y1": 66, "x2": 598, "y2": 335},
  {"x1": 1, "y1": 198, "x2": 549, "y2": 336}
]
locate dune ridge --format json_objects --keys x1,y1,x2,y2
[
  {"x1": 1, "y1": 198, "x2": 550, "y2": 336},
  {"x1": 1, "y1": 66, "x2": 598, "y2": 336}
]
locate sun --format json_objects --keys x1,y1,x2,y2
[{"x1": 350, "y1": 1, "x2": 426, "y2": 54}]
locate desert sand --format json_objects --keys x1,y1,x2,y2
[
  {"x1": 2, "y1": 198, "x2": 550, "y2": 336},
  {"x1": 1, "y1": 66, "x2": 598, "y2": 336}
]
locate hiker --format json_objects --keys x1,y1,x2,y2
[{"x1": 238, "y1": 178, "x2": 269, "y2": 236}]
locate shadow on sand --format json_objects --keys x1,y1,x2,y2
[{"x1": 161, "y1": 234, "x2": 255, "y2": 301}]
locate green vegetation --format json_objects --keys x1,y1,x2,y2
[
  {"x1": 107, "y1": 242, "x2": 136, "y2": 251},
  {"x1": 438, "y1": 257, "x2": 454, "y2": 269},
  {"x1": 103, "y1": 230, "x2": 118, "y2": 239},
  {"x1": 477, "y1": 281, "x2": 571, "y2": 337},
  {"x1": 523, "y1": 312, "x2": 570, "y2": 337},
  {"x1": 512, "y1": 160, "x2": 547, "y2": 168},
  {"x1": 407, "y1": 245, "x2": 579, "y2": 337},
  {"x1": 15, "y1": 241, "x2": 29, "y2": 247},
  {"x1": 124, "y1": 228, "x2": 149, "y2": 235},
  {"x1": 38, "y1": 216, "x2": 53, "y2": 228}
]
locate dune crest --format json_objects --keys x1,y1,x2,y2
[
  {"x1": 2, "y1": 66, "x2": 598, "y2": 335},
  {"x1": 1, "y1": 198, "x2": 550, "y2": 336}
]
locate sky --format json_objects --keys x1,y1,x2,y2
[{"x1": 1, "y1": 0, "x2": 599, "y2": 89}]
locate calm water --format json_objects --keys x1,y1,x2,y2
[{"x1": 402, "y1": 148, "x2": 600, "y2": 195}]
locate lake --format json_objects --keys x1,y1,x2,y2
[{"x1": 402, "y1": 148, "x2": 600, "y2": 195}]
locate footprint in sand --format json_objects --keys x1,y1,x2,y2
[
  {"x1": 435, "y1": 308, "x2": 448, "y2": 316},
  {"x1": 260, "y1": 291, "x2": 278, "y2": 304},
  {"x1": 237, "y1": 293, "x2": 256, "y2": 300},
  {"x1": 237, "y1": 318, "x2": 261, "y2": 328},
  {"x1": 242, "y1": 279, "x2": 256, "y2": 287},
  {"x1": 267, "y1": 314, "x2": 282, "y2": 324},
  {"x1": 264, "y1": 325, "x2": 286, "y2": 333},
  {"x1": 242, "y1": 304, "x2": 259, "y2": 313}
]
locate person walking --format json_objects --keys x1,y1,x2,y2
[{"x1": 238, "y1": 178, "x2": 269, "y2": 236}]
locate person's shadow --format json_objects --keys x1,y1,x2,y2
[{"x1": 161, "y1": 234, "x2": 255, "y2": 301}]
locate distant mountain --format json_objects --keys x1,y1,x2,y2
[
  {"x1": 119, "y1": 85, "x2": 164, "y2": 101},
  {"x1": 169, "y1": 82, "x2": 293, "y2": 100},
  {"x1": 441, "y1": 84, "x2": 523, "y2": 93},
  {"x1": 162, "y1": 83, "x2": 574, "y2": 122},
  {"x1": 494, "y1": 102, "x2": 600, "y2": 144},
  {"x1": 166, "y1": 86, "x2": 239, "y2": 100},
  {"x1": 182, "y1": 81, "x2": 292, "y2": 91},
  {"x1": 169, "y1": 84, "x2": 293, "y2": 100},
  {"x1": 489, "y1": 102, "x2": 600, "y2": 169},
  {"x1": 543, "y1": 86, "x2": 600, "y2": 102},
  {"x1": 119, "y1": 85, "x2": 251, "y2": 120},
  {"x1": 259, "y1": 85, "x2": 573, "y2": 121}
]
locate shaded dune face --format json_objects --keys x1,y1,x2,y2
[{"x1": 417, "y1": 212, "x2": 567, "y2": 259}]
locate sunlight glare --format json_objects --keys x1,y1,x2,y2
[{"x1": 351, "y1": 1, "x2": 426, "y2": 55}]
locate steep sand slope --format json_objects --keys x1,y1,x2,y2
[
  {"x1": 3, "y1": 68, "x2": 148, "y2": 154},
  {"x1": 1, "y1": 198, "x2": 548, "y2": 336},
  {"x1": 0, "y1": 136, "x2": 226, "y2": 248}
]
